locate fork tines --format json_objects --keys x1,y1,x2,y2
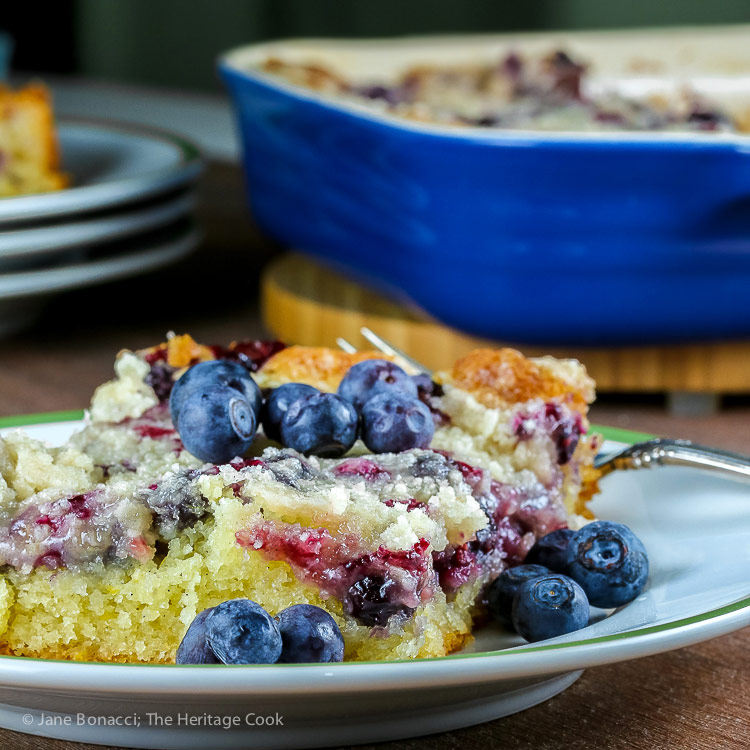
[{"x1": 336, "y1": 327, "x2": 432, "y2": 375}]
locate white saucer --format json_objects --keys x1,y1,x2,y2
[
  {"x1": 0, "y1": 192, "x2": 196, "y2": 265},
  {"x1": 0, "y1": 418, "x2": 746, "y2": 750},
  {"x1": 0, "y1": 120, "x2": 202, "y2": 225}
]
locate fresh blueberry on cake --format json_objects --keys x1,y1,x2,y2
[
  {"x1": 0, "y1": 333, "x2": 603, "y2": 663},
  {"x1": 360, "y1": 392, "x2": 435, "y2": 453},
  {"x1": 262, "y1": 382, "x2": 317, "y2": 442},
  {"x1": 280, "y1": 391, "x2": 358, "y2": 457},
  {"x1": 169, "y1": 358, "x2": 263, "y2": 426},
  {"x1": 177, "y1": 385, "x2": 257, "y2": 464},
  {"x1": 338, "y1": 359, "x2": 418, "y2": 411}
]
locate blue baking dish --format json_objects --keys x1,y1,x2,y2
[{"x1": 219, "y1": 30, "x2": 750, "y2": 345}]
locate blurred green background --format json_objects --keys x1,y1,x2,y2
[{"x1": 4, "y1": 0, "x2": 750, "y2": 91}]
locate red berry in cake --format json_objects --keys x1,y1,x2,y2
[
  {"x1": 280, "y1": 392, "x2": 358, "y2": 458},
  {"x1": 275, "y1": 604, "x2": 345, "y2": 663},
  {"x1": 360, "y1": 392, "x2": 434, "y2": 453},
  {"x1": 337, "y1": 359, "x2": 417, "y2": 412},
  {"x1": 333, "y1": 458, "x2": 390, "y2": 480},
  {"x1": 205, "y1": 599, "x2": 282, "y2": 664},
  {"x1": 216, "y1": 339, "x2": 286, "y2": 371},
  {"x1": 261, "y1": 382, "x2": 318, "y2": 442},
  {"x1": 177, "y1": 385, "x2": 257, "y2": 464},
  {"x1": 169, "y1": 359, "x2": 262, "y2": 428},
  {"x1": 176, "y1": 607, "x2": 220, "y2": 664}
]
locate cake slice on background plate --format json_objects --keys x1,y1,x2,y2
[
  {"x1": 0, "y1": 334, "x2": 600, "y2": 662},
  {"x1": 0, "y1": 84, "x2": 68, "y2": 197}
]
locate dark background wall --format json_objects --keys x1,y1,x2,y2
[{"x1": 4, "y1": 0, "x2": 750, "y2": 90}]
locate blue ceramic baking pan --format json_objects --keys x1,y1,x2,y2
[{"x1": 219, "y1": 30, "x2": 750, "y2": 345}]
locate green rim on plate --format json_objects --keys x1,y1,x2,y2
[
  {"x1": 0, "y1": 410, "x2": 655, "y2": 443},
  {"x1": 0, "y1": 409, "x2": 85, "y2": 428}
]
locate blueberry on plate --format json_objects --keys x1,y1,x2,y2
[
  {"x1": 486, "y1": 564, "x2": 551, "y2": 627},
  {"x1": 512, "y1": 574, "x2": 590, "y2": 642},
  {"x1": 205, "y1": 599, "x2": 282, "y2": 665},
  {"x1": 280, "y1": 391, "x2": 358, "y2": 458},
  {"x1": 261, "y1": 382, "x2": 318, "y2": 442},
  {"x1": 525, "y1": 528, "x2": 575, "y2": 573},
  {"x1": 275, "y1": 604, "x2": 345, "y2": 663},
  {"x1": 360, "y1": 392, "x2": 434, "y2": 453},
  {"x1": 175, "y1": 607, "x2": 219, "y2": 664},
  {"x1": 177, "y1": 385, "x2": 257, "y2": 464},
  {"x1": 169, "y1": 359, "x2": 262, "y2": 427},
  {"x1": 337, "y1": 359, "x2": 417, "y2": 412},
  {"x1": 565, "y1": 521, "x2": 649, "y2": 608}
]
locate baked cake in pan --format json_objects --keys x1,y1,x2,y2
[{"x1": 261, "y1": 50, "x2": 737, "y2": 133}]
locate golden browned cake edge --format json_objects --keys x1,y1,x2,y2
[
  {"x1": 144, "y1": 337, "x2": 602, "y2": 517},
  {"x1": 0, "y1": 83, "x2": 69, "y2": 197}
]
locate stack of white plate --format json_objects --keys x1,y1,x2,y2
[{"x1": 0, "y1": 119, "x2": 203, "y2": 336}]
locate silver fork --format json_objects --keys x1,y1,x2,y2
[
  {"x1": 339, "y1": 327, "x2": 750, "y2": 485},
  {"x1": 593, "y1": 438, "x2": 750, "y2": 484},
  {"x1": 337, "y1": 327, "x2": 432, "y2": 375}
]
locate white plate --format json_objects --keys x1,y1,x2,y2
[
  {"x1": 0, "y1": 225, "x2": 199, "y2": 300},
  {"x1": 0, "y1": 191, "x2": 196, "y2": 264},
  {"x1": 0, "y1": 120, "x2": 202, "y2": 225},
  {"x1": 0, "y1": 418, "x2": 747, "y2": 749},
  {"x1": 0, "y1": 225, "x2": 199, "y2": 337}
]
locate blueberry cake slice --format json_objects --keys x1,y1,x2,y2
[{"x1": 0, "y1": 335, "x2": 600, "y2": 662}]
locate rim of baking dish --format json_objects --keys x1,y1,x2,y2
[{"x1": 219, "y1": 34, "x2": 750, "y2": 149}]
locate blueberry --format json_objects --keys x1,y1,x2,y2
[
  {"x1": 261, "y1": 383, "x2": 318, "y2": 442},
  {"x1": 486, "y1": 564, "x2": 551, "y2": 627},
  {"x1": 525, "y1": 529, "x2": 575, "y2": 573},
  {"x1": 412, "y1": 373, "x2": 440, "y2": 400},
  {"x1": 170, "y1": 360, "x2": 262, "y2": 427},
  {"x1": 205, "y1": 599, "x2": 282, "y2": 664},
  {"x1": 177, "y1": 385, "x2": 257, "y2": 464},
  {"x1": 360, "y1": 392, "x2": 434, "y2": 453},
  {"x1": 337, "y1": 359, "x2": 417, "y2": 412},
  {"x1": 275, "y1": 604, "x2": 345, "y2": 663},
  {"x1": 565, "y1": 521, "x2": 649, "y2": 608},
  {"x1": 346, "y1": 574, "x2": 414, "y2": 626},
  {"x1": 175, "y1": 607, "x2": 219, "y2": 664},
  {"x1": 280, "y1": 391, "x2": 358, "y2": 458},
  {"x1": 512, "y1": 574, "x2": 590, "y2": 642}
]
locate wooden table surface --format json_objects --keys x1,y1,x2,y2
[{"x1": 1, "y1": 162, "x2": 748, "y2": 750}]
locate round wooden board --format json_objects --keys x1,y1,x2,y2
[{"x1": 262, "y1": 253, "x2": 750, "y2": 393}]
